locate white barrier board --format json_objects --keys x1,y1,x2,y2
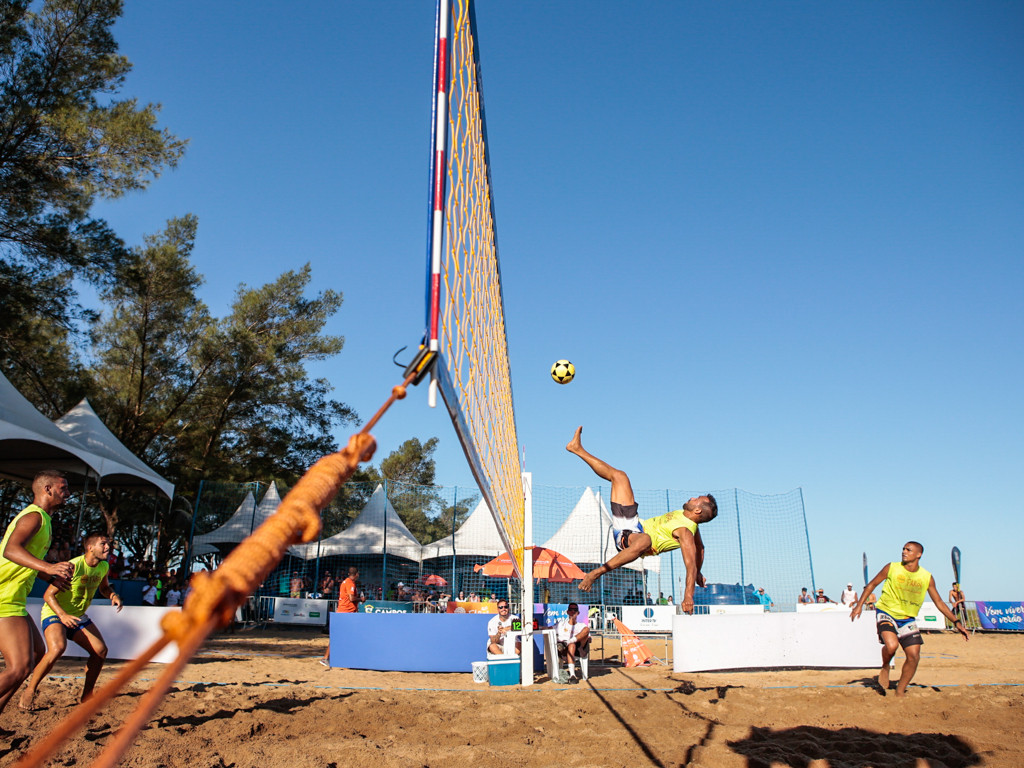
[
  {"x1": 673, "y1": 611, "x2": 879, "y2": 672},
  {"x1": 27, "y1": 599, "x2": 180, "y2": 663},
  {"x1": 707, "y1": 604, "x2": 765, "y2": 615},
  {"x1": 272, "y1": 597, "x2": 329, "y2": 625}
]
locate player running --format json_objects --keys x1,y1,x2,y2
[
  {"x1": 566, "y1": 427, "x2": 717, "y2": 613},
  {"x1": 0, "y1": 470, "x2": 74, "y2": 725},
  {"x1": 850, "y1": 541, "x2": 969, "y2": 697},
  {"x1": 19, "y1": 531, "x2": 122, "y2": 708}
]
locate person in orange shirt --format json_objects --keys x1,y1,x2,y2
[{"x1": 321, "y1": 566, "x2": 360, "y2": 666}]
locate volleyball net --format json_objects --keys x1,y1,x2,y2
[{"x1": 424, "y1": 0, "x2": 524, "y2": 577}]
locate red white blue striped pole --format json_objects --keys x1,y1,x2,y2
[{"x1": 428, "y1": 0, "x2": 450, "y2": 355}]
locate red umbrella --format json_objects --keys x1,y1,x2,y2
[
  {"x1": 421, "y1": 574, "x2": 448, "y2": 587},
  {"x1": 474, "y1": 547, "x2": 585, "y2": 583}
]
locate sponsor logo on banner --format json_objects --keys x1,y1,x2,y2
[
  {"x1": 622, "y1": 605, "x2": 674, "y2": 632},
  {"x1": 361, "y1": 601, "x2": 414, "y2": 614}
]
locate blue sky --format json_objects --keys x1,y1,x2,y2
[{"x1": 91, "y1": 2, "x2": 1023, "y2": 600}]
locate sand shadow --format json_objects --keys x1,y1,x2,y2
[
  {"x1": 150, "y1": 692, "x2": 354, "y2": 730},
  {"x1": 728, "y1": 725, "x2": 981, "y2": 768}
]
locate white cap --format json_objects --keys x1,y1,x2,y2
[{"x1": 397, "y1": 582, "x2": 404, "y2": 587}]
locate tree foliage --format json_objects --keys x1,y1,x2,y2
[{"x1": 0, "y1": 0, "x2": 185, "y2": 388}]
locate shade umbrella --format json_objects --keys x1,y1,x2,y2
[
  {"x1": 474, "y1": 547, "x2": 585, "y2": 583},
  {"x1": 421, "y1": 574, "x2": 448, "y2": 587}
]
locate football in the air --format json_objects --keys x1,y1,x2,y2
[{"x1": 550, "y1": 359, "x2": 575, "y2": 384}]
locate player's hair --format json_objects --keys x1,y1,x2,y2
[
  {"x1": 907, "y1": 540, "x2": 924, "y2": 554},
  {"x1": 32, "y1": 469, "x2": 67, "y2": 493},
  {"x1": 702, "y1": 494, "x2": 718, "y2": 520},
  {"x1": 83, "y1": 530, "x2": 109, "y2": 548}
]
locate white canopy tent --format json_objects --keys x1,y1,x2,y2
[
  {"x1": 290, "y1": 484, "x2": 421, "y2": 561},
  {"x1": 541, "y1": 486, "x2": 645, "y2": 573},
  {"x1": 192, "y1": 483, "x2": 280, "y2": 556},
  {"x1": 55, "y1": 399, "x2": 174, "y2": 500},
  {"x1": 0, "y1": 370, "x2": 107, "y2": 485},
  {"x1": 420, "y1": 496, "x2": 507, "y2": 561}
]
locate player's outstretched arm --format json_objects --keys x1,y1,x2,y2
[
  {"x1": 928, "y1": 578, "x2": 970, "y2": 641},
  {"x1": 678, "y1": 529, "x2": 699, "y2": 614},
  {"x1": 850, "y1": 565, "x2": 889, "y2": 621}
]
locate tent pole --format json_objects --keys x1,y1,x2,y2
[
  {"x1": 184, "y1": 480, "x2": 204, "y2": 576},
  {"x1": 450, "y1": 485, "x2": 457, "y2": 596},
  {"x1": 75, "y1": 473, "x2": 89, "y2": 545}
]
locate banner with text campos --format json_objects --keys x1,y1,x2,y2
[
  {"x1": 974, "y1": 601, "x2": 1024, "y2": 631},
  {"x1": 360, "y1": 601, "x2": 415, "y2": 614}
]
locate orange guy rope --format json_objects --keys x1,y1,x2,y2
[{"x1": 16, "y1": 378, "x2": 415, "y2": 768}]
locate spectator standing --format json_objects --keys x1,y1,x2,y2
[
  {"x1": 142, "y1": 577, "x2": 158, "y2": 606},
  {"x1": 798, "y1": 588, "x2": 814, "y2": 604},
  {"x1": 756, "y1": 587, "x2": 774, "y2": 610},
  {"x1": 840, "y1": 583, "x2": 859, "y2": 606},
  {"x1": 322, "y1": 566, "x2": 361, "y2": 666},
  {"x1": 815, "y1": 589, "x2": 833, "y2": 604}
]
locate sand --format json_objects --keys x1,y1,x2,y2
[{"x1": 2, "y1": 628, "x2": 1022, "y2": 767}]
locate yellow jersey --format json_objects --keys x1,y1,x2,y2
[
  {"x1": 41, "y1": 555, "x2": 108, "y2": 619},
  {"x1": 876, "y1": 561, "x2": 932, "y2": 620},
  {"x1": 642, "y1": 509, "x2": 698, "y2": 555},
  {"x1": 0, "y1": 504, "x2": 52, "y2": 617}
]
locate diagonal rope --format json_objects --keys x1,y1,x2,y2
[{"x1": 15, "y1": 379, "x2": 414, "y2": 768}]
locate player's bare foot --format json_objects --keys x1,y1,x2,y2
[
  {"x1": 878, "y1": 666, "x2": 890, "y2": 690},
  {"x1": 566, "y1": 426, "x2": 583, "y2": 455}
]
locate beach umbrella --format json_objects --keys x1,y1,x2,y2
[
  {"x1": 421, "y1": 574, "x2": 448, "y2": 586},
  {"x1": 474, "y1": 547, "x2": 585, "y2": 583}
]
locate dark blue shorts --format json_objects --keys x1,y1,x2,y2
[{"x1": 42, "y1": 613, "x2": 94, "y2": 634}]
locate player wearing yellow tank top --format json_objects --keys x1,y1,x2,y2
[
  {"x1": 851, "y1": 541, "x2": 969, "y2": 697},
  {"x1": 20, "y1": 532, "x2": 122, "y2": 709},
  {"x1": 566, "y1": 427, "x2": 717, "y2": 614},
  {"x1": 0, "y1": 471, "x2": 74, "y2": 725}
]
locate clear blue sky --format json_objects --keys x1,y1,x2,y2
[{"x1": 91, "y1": 2, "x2": 1023, "y2": 600}]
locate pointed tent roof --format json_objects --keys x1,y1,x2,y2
[
  {"x1": 55, "y1": 399, "x2": 174, "y2": 499},
  {"x1": 290, "y1": 484, "x2": 421, "y2": 561},
  {"x1": 541, "y1": 487, "x2": 645, "y2": 572},
  {"x1": 420, "y1": 496, "x2": 507, "y2": 560},
  {"x1": 193, "y1": 482, "x2": 281, "y2": 554},
  {"x1": 0, "y1": 370, "x2": 107, "y2": 484}
]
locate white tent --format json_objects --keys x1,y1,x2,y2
[
  {"x1": 420, "y1": 496, "x2": 507, "y2": 561},
  {"x1": 541, "y1": 487, "x2": 644, "y2": 572},
  {"x1": 291, "y1": 484, "x2": 421, "y2": 561},
  {"x1": 55, "y1": 399, "x2": 174, "y2": 499},
  {"x1": 0, "y1": 370, "x2": 107, "y2": 484},
  {"x1": 192, "y1": 482, "x2": 281, "y2": 555}
]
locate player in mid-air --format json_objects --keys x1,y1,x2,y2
[
  {"x1": 566, "y1": 427, "x2": 717, "y2": 614},
  {"x1": 19, "y1": 531, "x2": 122, "y2": 709},
  {"x1": 850, "y1": 541, "x2": 969, "y2": 697}
]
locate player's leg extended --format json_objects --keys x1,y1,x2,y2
[
  {"x1": 0, "y1": 616, "x2": 42, "y2": 716},
  {"x1": 579, "y1": 532, "x2": 652, "y2": 592},
  {"x1": 566, "y1": 427, "x2": 635, "y2": 505},
  {"x1": 18, "y1": 621, "x2": 67, "y2": 709},
  {"x1": 895, "y1": 642, "x2": 921, "y2": 697},
  {"x1": 73, "y1": 623, "x2": 108, "y2": 702}
]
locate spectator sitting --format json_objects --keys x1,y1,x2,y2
[
  {"x1": 457, "y1": 591, "x2": 465, "y2": 602},
  {"x1": 556, "y1": 602, "x2": 591, "y2": 682},
  {"x1": 469, "y1": 592, "x2": 479, "y2": 603},
  {"x1": 487, "y1": 600, "x2": 521, "y2": 656}
]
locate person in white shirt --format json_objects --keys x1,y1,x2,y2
[
  {"x1": 165, "y1": 584, "x2": 182, "y2": 607},
  {"x1": 556, "y1": 602, "x2": 591, "y2": 682},
  {"x1": 141, "y1": 577, "x2": 158, "y2": 606},
  {"x1": 486, "y1": 600, "x2": 520, "y2": 655},
  {"x1": 840, "y1": 583, "x2": 858, "y2": 606}
]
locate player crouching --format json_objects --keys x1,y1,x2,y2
[{"x1": 19, "y1": 532, "x2": 122, "y2": 709}]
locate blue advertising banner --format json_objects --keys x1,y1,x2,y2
[
  {"x1": 359, "y1": 600, "x2": 415, "y2": 614},
  {"x1": 974, "y1": 601, "x2": 1024, "y2": 631},
  {"x1": 534, "y1": 603, "x2": 590, "y2": 628}
]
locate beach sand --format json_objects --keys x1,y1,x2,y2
[{"x1": 2, "y1": 628, "x2": 1021, "y2": 767}]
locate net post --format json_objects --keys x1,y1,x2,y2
[{"x1": 520, "y1": 471, "x2": 534, "y2": 686}]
